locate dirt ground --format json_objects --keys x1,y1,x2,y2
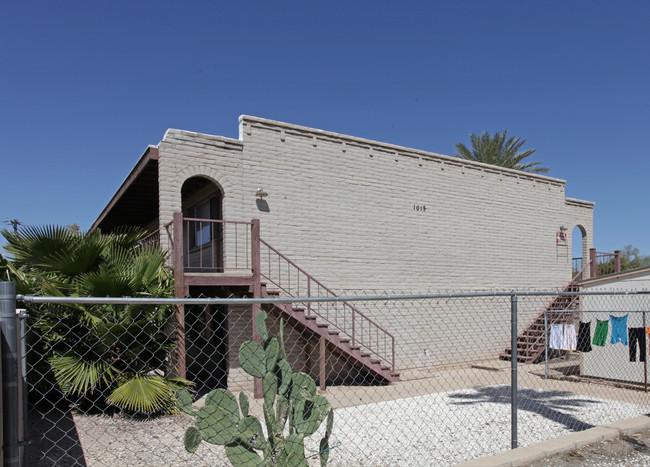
[{"x1": 530, "y1": 426, "x2": 650, "y2": 466}]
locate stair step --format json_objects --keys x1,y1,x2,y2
[
  {"x1": 499, "y1": 353, "x2": 535, "y2": 363},
  {"x1": 246, "y1": 251, "x2": 400, "y2": 384},
  {"x1": 519, "y1": 334, "x2": 543, "y2": 339}
]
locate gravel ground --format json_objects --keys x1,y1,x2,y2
[{"x1": 29, "y1": 385, "x2": 650, "y2": 466}]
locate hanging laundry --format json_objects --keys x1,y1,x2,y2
[
  {"x1": 577, "y1": 321, "x2": 592, "y2": 352},
  {"x1": 628, "y1": 327, "x2": 646, "y2": 362},
  {"x1": 592, "y1": 319, "x2": 608, "y2": 346},
  {"x1": 562, "y1": 323, "x2": 577, "y2": 351},
  {"x1": 610, "y1": 315, "x2": 628, "y2": 345},
  {"x1": 549, "y1": 323, "x2": 563, "y2": 350}
]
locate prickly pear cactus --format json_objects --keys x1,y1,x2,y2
[{"x1": 176, "y1": 310, "x2": 334, "y2": 466}]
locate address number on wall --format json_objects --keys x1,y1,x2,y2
[{"x1": 413, "y1": 204, "x2": 427, "y2": 212}]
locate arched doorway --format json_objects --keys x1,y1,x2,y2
[
  {"x1": 181, "y1": 177, "x2": 224, "y2": 273},
  {"x1": 572, "y1": 225, "x2": 588, "y2": 277},
  {"x1": 181, "y1": 177, "x2": 228, "y2": 392}
]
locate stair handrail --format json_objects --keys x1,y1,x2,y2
[
  {"x1": 570, "y1": 259, "x2": 593, "y2": 284},
  {"x1": 552, "y1": 259, "x2": 593, "y2": 311},
  {"x1": 507, "y1": 260, "x2": 593, "y2": 361},
  {"x1": 259, "y1": 239, "x2": 396, "y2": 372},
  {"x1": 530, "y1": 260, "x2": 595, "y2": 355}
]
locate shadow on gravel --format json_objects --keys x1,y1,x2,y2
[
  {"x1": 448, "y1": 385, "x2": 598, "y2": 431},
  {"x1": 28, "y1": 396, "x2": 87, "y2": 467}
]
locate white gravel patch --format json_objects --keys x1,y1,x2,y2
[
  {"x1": 35, "y1": 385, "x2": 650, "y2": 466},
  {"x1": 314, "y1": 385, "x2": 650, "y2": 466}
]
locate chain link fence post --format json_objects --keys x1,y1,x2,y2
[
  {"x1": 1, "y1": 281, "x2": 22, "y2": 466},
  {"x1": 510, "y1": 293, "x2": 518, "y2": 449}
]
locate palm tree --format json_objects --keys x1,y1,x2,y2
[
  {"x1": 454, "y1": 130, "x2": 549, "y2": 174},
  {"x1": 2, "y1": 225, "x2": 192, "y2": 415}
]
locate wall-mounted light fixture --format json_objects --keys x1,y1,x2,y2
[
  {"x1": 559, "y1": 225, "x2": 568, "y2": 232},
  {"x1": 255, "y1": 188, "x2": 268, "y2": 199}
]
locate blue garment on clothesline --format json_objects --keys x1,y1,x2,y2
[{"x1": 610, "y1": 315, "x2": 628, "y2": 345}]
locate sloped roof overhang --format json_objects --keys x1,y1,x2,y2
[{"x1": 91, "y1": 146, "x2": 159, "y2": 233}]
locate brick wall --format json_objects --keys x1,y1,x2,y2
[{"x1": 156, "y1": 116, "x2": 595, "y2": 369}]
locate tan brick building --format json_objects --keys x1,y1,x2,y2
[{"x1": 92, "y1": 116, "x2": 594, "y2": 390}]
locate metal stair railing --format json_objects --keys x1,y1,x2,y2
[
  {"x1": 259, "y1": 239, "x2": 395, "y2": 372},
  {"x1": 515, "y1": 261, "x2": 591, "y2": 361}
]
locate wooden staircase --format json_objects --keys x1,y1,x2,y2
[
  {"x1": 256, "y1": 240, "x2": 399, "y2": 383},
  {"x1": 260, "y1": 286, "x2": 399, "y2": 382},
  {"x1": 499, "y1": 282, "x2": 580, "y2": 364}
]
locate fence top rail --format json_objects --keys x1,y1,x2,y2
[{"x1": 13, "y1": 289, "x2": 650, "y2": 306}]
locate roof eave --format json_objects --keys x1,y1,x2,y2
[{"x1": 90, "y1": 145, "x2": 159, "y2": 232}]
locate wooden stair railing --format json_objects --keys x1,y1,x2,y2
[{"x1": 258, "y1": 239, "x2": 398, "y2": 381}]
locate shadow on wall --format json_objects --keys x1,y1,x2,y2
[
  {"x1": 256, "y1": 199, "x2": 270, "y2": 213},
  {"x1": 447, "y1": 385, "x2": 599, "y2": 432}
]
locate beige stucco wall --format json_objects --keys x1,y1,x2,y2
[
  {"x1": 155, "y1": 116, "x2": 595, "y2": 369},
  {"x1": 158, "y1": 116, "x2": 593, "y2": 291}
]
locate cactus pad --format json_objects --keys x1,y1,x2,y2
[
  {"x1": 205, "y1": 388, "x2": 239, "y2": 420},
  {"x1": 196, "y1": 405, "x2": 239, "y2": 445},
  {"x1": 263, "y1": 372, "x2": 278, "y2": 409},
  {"x1": 255, "y1": 310, "x2": 268, "y2": 342},
  {"x1": 293, "y1": 395, "x2": 330, "y2": 437},
  {"x1": 239, "y1": 392, "x2": 249, "y2": 417},
  {"x1": 275, "y1": 394, "x2": 289, "y2": 432},
  {"x1": 278, "y1": 434, "x2": 308, "y2": 467},
  {"x1": 225, "y1": 443, "x2": 264, "y2": 467},
  {"x1": 275, "y1": 359, "x2": 292, "y2": 396},
  {"x1": 265, "y1": 337, "x2": 280, "y2": 372},
  {"x1": 239, "y1": 341, "x2": 267, "y2": 378},
  {"x1": 183, "y1": 426, "x2": 202, "y2": 453},
  {"x1": 238, "y1": 416, "x2": 266, "y2": 451},
  {"x1": 290, "y1": 372, "x2": 317, "y2": 400},
  {"x1": 175, "y1": 388, "x2": 196, "y2": 416}
]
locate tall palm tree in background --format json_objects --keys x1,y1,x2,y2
[
  {"x1": 1, "y1": 225, "x2": 191, "y2": 415},
  {"x1": 454, "y1": 130, "x2": 549, "y2": 174}
]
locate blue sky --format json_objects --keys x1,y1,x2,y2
[{"x1": 1, "y1": 1, "x2": 648, "y2": 258}]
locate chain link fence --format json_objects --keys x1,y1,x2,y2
[{"x1": 2, "y1": 285, "x2": 650, "y2": 466}]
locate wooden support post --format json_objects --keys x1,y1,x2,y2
[
  {"x1": 174, "y1": 304, "x2": 186, "y2": 379},
  {"x1": 251, "y1": 219, "x2": 263, "y2": 398},
  {"x1": 304, "y1": 336, "x2": 313, "y2": 375},
  {"x1": 589, "y1": 248, "x2": 597, "y2": 278},
  {"x1": 173, "y1": 212, "x2": 187, "y2": 379},
  {"x1": 614, "y1": 250, "x2": 621, "y2": 273},
  {"x1": 319, "y1": 336, "x2": 327, "y2": 393}
]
